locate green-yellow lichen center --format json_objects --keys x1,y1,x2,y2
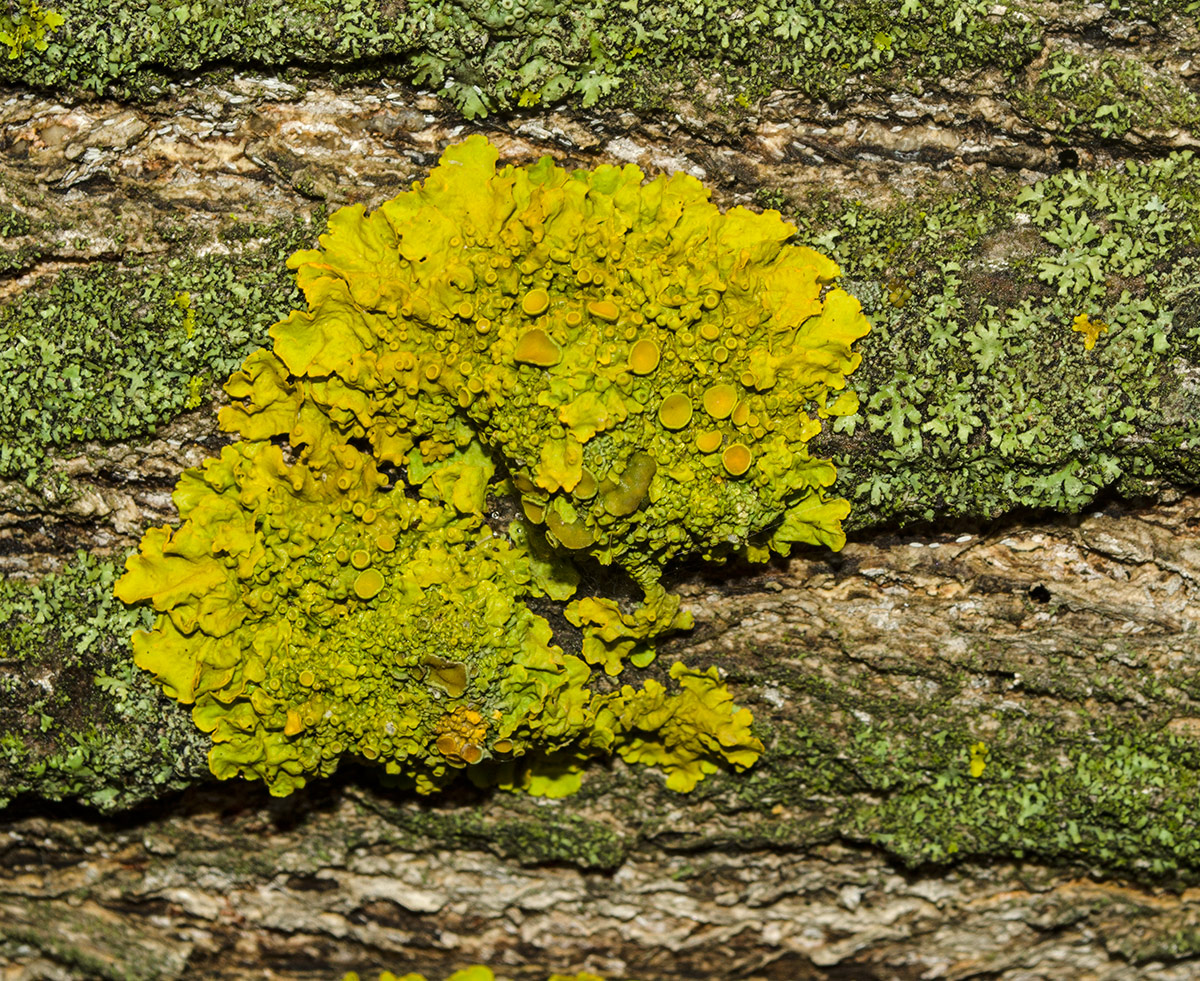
[{"x1": 114, "y1": 135, "x2": 869, "y2": 799}]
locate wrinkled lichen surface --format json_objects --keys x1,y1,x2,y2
[{"x1": 113, "y1": 137, "x2": 867, "y2": 797}]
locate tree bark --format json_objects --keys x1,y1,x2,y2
[{"x1": 5, "y1": 2, "x2": 1200, "y2": 977}]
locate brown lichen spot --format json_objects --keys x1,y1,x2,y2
[
  {"x1": 722, "y1": 443, "x2": 752, "y2": 476},
  {"x1": 587, "y1": 299, "x2": 620, "y2": 322},
  {"x1": 514, "y1": 328, "x2": 562, "y2": 366},
  {"x1": 659, "y1": 393, "x2": 693, "y2": 430},
  {"x1": 696, "y1": 430, "x2": 723, "y2": 453},
  {"x1": 521, "y1": 288, "x2": 550, "y2": 316},
  {"x1": 703, "y1": 384, "x2": 737, "y2": 419},
  {"x1": 354, "y1": 568, "x2": 384, "y2": 600},
  {"x1": 629, "y1": 339, "x2": 660, "y2": 375}
]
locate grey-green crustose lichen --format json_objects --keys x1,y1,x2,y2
[
  {"x1": 1, "y1": 0, "x2": 1045, "y2": 114},
  {"x1": 0, "y1": 552, "x2": 207, "y2": 811}
]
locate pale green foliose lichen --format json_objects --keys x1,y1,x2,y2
[
  {"x1": 1, "y1": 0, "x2": 1043, "y2": 114},
  {"x1": 803, "y1": 150, "x2": 1200, "y2": 526}
]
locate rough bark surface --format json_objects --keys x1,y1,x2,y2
[
  {"x1": 5, "y1": 2, "x2": 1200, "y2": 978},
  {"x1": 10, "y1": 496, "x2": 1200, "y2": 979}
]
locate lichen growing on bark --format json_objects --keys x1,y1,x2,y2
[{"x1": 115, "y1": 136, "x2": 866, "y2": 797}]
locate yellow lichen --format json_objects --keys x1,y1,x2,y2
[
  {"x1": 722, "y1": 443, "x2": 752, "y2": 476},
  {"x1": 1071, "y1": 312, "x2": 1108, "y2": 350},
  {"x1": 522, "y1": 288, "x2": 551, "y2": 316},
  {"x1": 613, "y1": 662, "x2": 763, "y2": 792},
  {"x1": 657, "y1": 392, "x2": 693, "y2": 430},
  {"x1": 629, "y1": 338, "x2": 660, "y2": 374},
  {"x1": 251, "y1": 134, "x2": 868, "y2": 580},
  {"x1": 514, "y1": 328, "x2": 562, "y2": 366},
  {"x1": 116, "y1": 137, "x2": 870, "y2": 799},
  {"x1": 702, "y1": 383, "x2": 737, "y2": 419},
  {"x1": 344, "y1": 969, "x2": 627, "y2": 981},
  {"x1": 969, "y1": 740, "x2": 988, "y2": 778}
]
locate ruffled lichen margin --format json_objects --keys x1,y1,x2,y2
[{"x1": 112, "y1": 136, "x2": 869, "y2": 797}]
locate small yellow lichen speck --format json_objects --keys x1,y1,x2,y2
[
  {"x1": 1071, "y1": 312, "x2": 1108, "y2": 350},
  {"x1": 969, "y1": 741, "x2": 988, "y2": 778}
]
